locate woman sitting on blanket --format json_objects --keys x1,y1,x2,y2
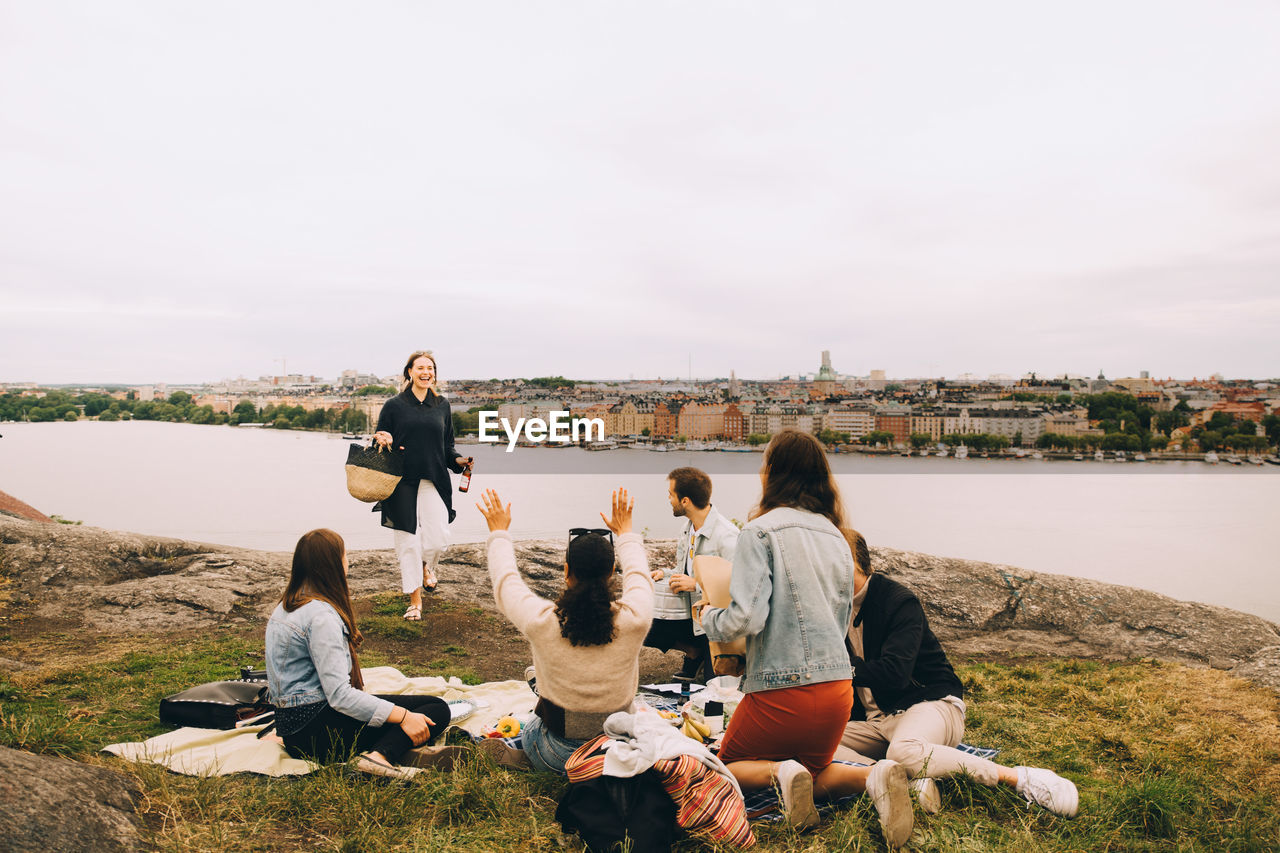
[
  {"x1": 837, "y1": 528, "x2": 1079, "y2": 818},
  {"x1": 477, "y1": 487, "x2": 653, "y2": 774},
  {"x1": 266, "y1": 528, "x2": 451, "y2": 780},
  {"x1": 695, "y1": 429, "x2": 914, "y2": 845}
]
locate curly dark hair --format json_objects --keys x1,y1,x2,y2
[{"x1": 554, "y1": 533, "x2": 616, "y2": 646}]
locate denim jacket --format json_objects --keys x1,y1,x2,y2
[
  {"x1": 265, "y1": 600, "x2": 393, "y2": 727},
  {"x1": 701, "y1": 507, "x2": 854, "y2": 694},
  {"x1": 652, "y1": 506, "x2": 740, "y2": 635}
]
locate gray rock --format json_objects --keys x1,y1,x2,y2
[
  {"x1": 1229, "y1": 646, "x2": 1280, "y2": 693},
  {"x1": 0, "y1": 746, "x2": 143, "y2": 852},
  {"x1": 2, "y1": 515, "x2": 1278, "y2": 693}
]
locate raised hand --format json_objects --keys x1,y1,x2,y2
[
  {"x1": 476, "y1": 488, "x2": 512, "y2": 532},
  {"x1": 599, "y1": 488, "x2": 634, "y2": 536}
]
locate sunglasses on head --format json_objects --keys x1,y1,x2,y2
[{"x1": 568, "y1": 527, "x2": 613, "y2": 548}]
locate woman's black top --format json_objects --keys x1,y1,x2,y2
[
  {"x1": 848, "y1": 573, "x2": 964, "y2": 719},
  {"x1": 373, "y1": 389, "x2": 464, "y2": 530}
]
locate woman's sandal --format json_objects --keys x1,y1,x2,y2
[
  {"x1": 423, "y1": 568, "x2": 439, "y2": 592},
  {"x1": 403, "y1": 605, "x2": 421, "y2": 621}
]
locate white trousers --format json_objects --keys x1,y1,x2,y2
[
  {"x1": 836, "y1": 698, "x2": 1001, "y2": 786},
  {"x1": 391, "y1": 480, "x2": 451, "y2": 594}
]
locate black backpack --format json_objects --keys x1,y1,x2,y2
[
  {"x1": 555, "y1": 769, "x2": 677, "y2": 853},
  {"x1": 159, "y1": 679, "x2": 274, "y2": 730}
]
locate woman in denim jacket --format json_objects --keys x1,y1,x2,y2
[
  {"x1": 266, "y1": 528, "x2": 451, "y2": 779},
  {"x1": 699, "y1": 430, "x2": 913, "y2": 845}
]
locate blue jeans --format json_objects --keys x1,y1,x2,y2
[{"x1": 521, "y1": 715, "x2": 586, "y2": 775}]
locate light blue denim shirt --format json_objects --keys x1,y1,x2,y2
[
  {"x1": 653, "y1": 506, "x2": 740, "y2": 635},
  {"x1": 701, "y1": 506, "x2": 855, "y2": 694},
  {"x1": 265, "y1": 599, "x2": 394, "y2": 727}
]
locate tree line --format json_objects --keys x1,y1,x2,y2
[{"x1": 0, "y1": 391, "x2": 368, "y2": 433}]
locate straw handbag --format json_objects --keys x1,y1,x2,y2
[{"x1": 345, "y1": 442, "x2": 404, "y2": 502}]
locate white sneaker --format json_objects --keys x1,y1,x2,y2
[
  {"x1": 775, "y1": 760, "x2": 820, "y2": 830},
  {"x1": 1016, "y1": 766, "x2": 1079, "y2": 817},
  {"x1": 524, "y1": 665, "x2": 537, "y2": 694},
  {"x1": 911, "y1": 776, "x2": 942, "y2": 814},
  {"x1": 866, "y1": 760, "x2": 913, "y2": 848}
]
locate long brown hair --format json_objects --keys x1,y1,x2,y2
[
  {"x1": 750, "y1": 428, "x2": 847, "y2": 530},
  {"x1": 282, "y1": 528, "x2": 365, "y2": 689},
  {"x1": 400, "y1": 349, "x2": 439, "y2": 401},
  {"x1": 555, "y1": 533, "x2": 617, "y2": 646}
]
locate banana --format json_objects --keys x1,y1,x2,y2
[
  {"x1": 681, "y1": 720, "x2": 703, "y2": 741},
  {"x1": 688, "y1": 716, "x2": 711, "y2": 738}
]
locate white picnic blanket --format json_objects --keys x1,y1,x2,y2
[{"x1": 102, "y1": 667, "x2": 536, "y2": 777}]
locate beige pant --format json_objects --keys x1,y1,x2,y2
[
  {"x1": 837, "y1": 697, "x2": 1001, "y2": 786},
  {"x1": 391, "y1": 481, "x2": 450, "y2": 594}
]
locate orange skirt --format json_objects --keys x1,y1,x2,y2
[{"x1": 717, "y1": 679, "x2": 852, "y2": 776}]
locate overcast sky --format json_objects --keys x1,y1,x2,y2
[{"x1": 2, "y1": 2, "x2": 1278, "y2": 385}]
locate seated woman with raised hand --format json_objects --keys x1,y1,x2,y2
[
  {"x1": 266, "y1": 528, "x2": 452, "y2": 779},
  {"x1": 477, "y1": 487, "x2": 653, "y2": 774}
]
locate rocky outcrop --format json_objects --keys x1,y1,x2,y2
[
  {"x1": 0, "y1": 488, "x2": 53, "y2": 523},
  {"x1": 2, "y1": 515, "x2": 1278, "y2": 691},
  {"x1": 0, "y1": 746, "x2": 143, "y2": 852}
]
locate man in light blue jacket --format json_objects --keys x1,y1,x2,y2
[{"x1": 644, "y1": 467, "x2": 739, "y2": 683}]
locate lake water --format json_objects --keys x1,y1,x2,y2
[{"x1": 2, "y1": 420, "x2": 1277, "y2": 623}]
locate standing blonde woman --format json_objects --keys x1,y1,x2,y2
[{"x1": 372, "y1": 350, "x2": 472, "y2": 621}]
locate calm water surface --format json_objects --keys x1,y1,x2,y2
[{"x1": 2, "y1": 421, "x2": 1276, "y2": 622}]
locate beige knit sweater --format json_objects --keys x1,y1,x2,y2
[{"x1": 486, "y1": 530, "x2": 653, "y2": 714}]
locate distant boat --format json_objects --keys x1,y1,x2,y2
[
  {"x1": 1073, "y1": 453, "x2": 1084, "y2": 461},
  {"x1": 936, "y1": 448, "x2": 948, "y2": 458},
  {"x1": 1114, "y1": 450, "x2": 1126, "y2": 462},
  {"x1": 1134, "y1": 453, "x2": 1147, "y2": 462},
  {"x1": 585, "y1": 439, "x2": 618, "y2": 451},
  {"x1": 1014, "y1": 448, "x2": 1028, "y2": 458},
  {"x1": 1264, "y1": 456, "x2": 1280, "y2": 466},
  {"x1": 919, "y1": 448, "x2": 932, "y2": 457},
  {"x1": 1247, "y1": 456, "x2": 1264, "y2": 465},
  {"x1": 1031, "y1": 450, "x2": 1043, "y2": 460},
  {"x1": 1094, "y1": 450, "x2": 1105, "y2": 461},
  {"x1": 1225, "y1": 454, "x2": 1243, "y2": 465},
  {"x1": 954, "y1": 445, "x2": 969, "y2": 459},
  {"x1": 1204, "y1": 451, "x2": 1219, "y2": 464}
]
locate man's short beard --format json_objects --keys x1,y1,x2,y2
[{"x1": 671, "y1": 504, "x2": 687, "y2": 518}]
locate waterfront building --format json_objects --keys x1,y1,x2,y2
[
  {"x1": 823, "y1": 402, "x2": 876, "y2": 439},
  {"x1": 652, "y1": 401, "x2": 681, "y2": 438},
  {"x1": 874, "y1": 404, "x2": 912, "y2": 446},
  {"x1": 909, "y1": 409, "x2": 945, "y2": 441}
]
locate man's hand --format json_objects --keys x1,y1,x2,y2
[
  {"x1": 668, "y1": 574, "x2": 697, "y2": 594},
  {"x1": 650, "y1": 569, "x2": 665, "y2": 582},
  {"x1": 477, "y1": 489, "x2": 512, "y2": 532},
  {"x1": 691, "y1": 598, "x2": 709, "y2": 626}
]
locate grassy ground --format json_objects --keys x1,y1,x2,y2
[{"x1": 3, "y1": 596, "x2": 1279, "y2": 852}]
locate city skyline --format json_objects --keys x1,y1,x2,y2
[{"x1": 3, "y1": 3, "x2": 1279, "y2": 384}]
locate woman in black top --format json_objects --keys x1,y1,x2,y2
[{"x1": 372, "y1": 350, "x2": 471, "y2": 621}]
